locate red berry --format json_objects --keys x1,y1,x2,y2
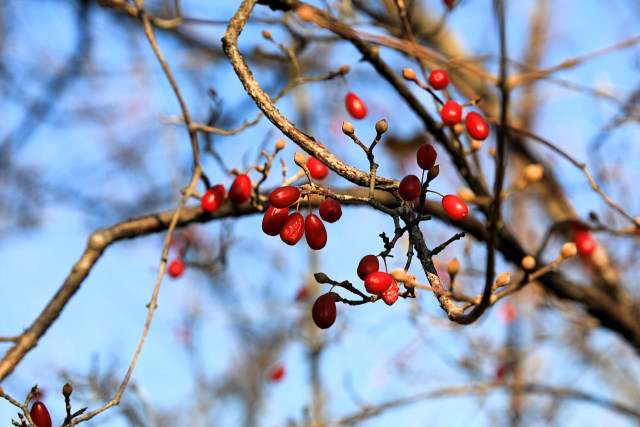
[
  {"x1": 465, "y1": 112, "x2": 490, "y2": 140},
  {"x1": 416, "y1": 143, "x2": 437, "y2": 170},
  {"x1": 398, "y1": 175, "x2": 422, "y2": 202},
  {"x1": 269, "y1": 186, "x2": 300, "y2": 208},
  {"x1": 442, "y1": 194, "x2": 468, "y2": 221},
  {"x1": 319, "y1": 199, "x2": 342, "y2": 223},
  {"x1": 312, "y1": 293, "x2": 337, "y2": 329},
  {"x1": 269, "y1": 364, "x2": 285, "y2": 382},
  {"x1": 201, "y1": 184, "x2": 226, "y2": 212},
  {"x1": 495, "y1": 364, "x2": 508, "y2": 381},
  {"x1": 441, "y1": 100, "x2": 462, "y2": 126},
  {"x1": 306, "y1": 157, "x2": 328, "y2": 180},
  {"x1": 497, "y1": 300, "x2": 517, "y2": 325},
  {"x1": 280, "y1": 212, "x2": 305, "y2": 245},
  {"x1": 30, "y1": 401, "x2": 52, "y2": 427},
  {"x1": 382, "y1": 279, "x2": 399, "y2": 305},
  {"x1": 167, "y1": 258, "x2": 185, "y2": 278},
  {"x1": 574, "y1": 230, "x2": 596, "y2": 257},
  {"x1": 305, "y1": 214, "x2": 327, "y2": 250},
  {"x1": 443, "y1": 0, "x2": 455, "y2": 8},
  {"x1": 295, "y1": 286, "x2": 309, "y2": 301},
  {"x1": 357, "y1": 255, "x2": 379, "y2": 280},
  {"x1": 228, "y1": 174, "x2": 252, "y2": 205},
  {"x1": 345, "y1": 92, "x2": 367, "y2": 120},
  {"x1": 428, "y1": 69, "x2": 449, "y2": 90},
  {"x1": 364, "y1": 271, "x2": 392, "y2": 295},
  {"x1": 262, "y1": 205, "x2": 290, "y2": 236}
]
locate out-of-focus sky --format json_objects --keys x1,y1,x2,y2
[{"x1": 1, "y1": 1, "x2": 640, "y2": 426}]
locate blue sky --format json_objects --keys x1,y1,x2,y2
[{"x1": 1, "y1": 0, "x2": 640, "y2": 426}]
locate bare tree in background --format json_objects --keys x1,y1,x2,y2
[{"x1": 1, "y1": 0, "x2": 640, "y2": 426}]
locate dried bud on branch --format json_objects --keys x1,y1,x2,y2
[
  {"x1": 375, "y1": 119, "x2": 388, "y2": 134},
  {"x1": 342, "y1": 121, "x2": 354, "y2": 135},
  {"x1": 447, "y1": 258, "x2": 460, "y2": 277},
  {"x1": 402, "y1": 68, "x2": 417, "y2": 81}
]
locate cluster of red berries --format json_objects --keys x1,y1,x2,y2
[
  {"x1": 426, "y1": 69, "x2": 490, "y2": 141},
  {"x1": 166, "y1": 173, "x2": 254, "y2": 279},
  {"x1": 397, "y1": 142, "x2": 469, "y2": 221},
  {"x1": 262, "y1": 186, "x2": 342, "y2": 251},
  {"x1": 311, "y1": 254, "x2": 400, "y2": 330}
]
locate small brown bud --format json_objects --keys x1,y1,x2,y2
[
  {"x1": 488, "y1": 147, "x2": 496, "y2": 157},
  {"x1": 522, "y1": 164, "x2": 544, "y2": 183},
  {"x1": 375, "y1": 119, "x2": 388, "y2": 134},
  {"x1": 255, "y1": 165, "x2": 265, "y2": 173},
  {"x1": 521, "y1": 255, "x2": 536, "y2": 271},
  {"x1": 62, "y1": 383, "x2": 73, "y2": 398},
  {"x1": 427, "y1": 164, "x2": 440, "y2": 182},
  {"x1": 470, "y1": 140, "x2": 483, "y2": 151},
  {"x1": 342, "y1": 121, "x2": 354, "y2": 135},
  {"x1": 275, "y1": 139, "x2": 285, "y2": 150},
  {"x1": 447, "y1": 258, "x2": 460, "y2": 277},
  {"x1": 314, "y1": 272, "x2": 332, "y2": 284},
  {"x1": 339, "y1": 65, "x2": 350, "y2": 74},
  {"x1": 294, "y1": 152, "x2": 306, "y2": 168},
  {"x1": 560, "y1": 242, "x2": 577, "y2": 259},
  {"x1": 457, "y1": 188, "x2": 475, "y2": 202},
  {"x1": 402, "y1": 68, "x2": 417, "y2": 81},
  {"x1": 495, "y1": 272, "x2": 511, "y2": 288},
  {"x1": 453, "y1": 123, "x2": 465, "y2": 135},
  {"x1": 262, "y1": 30, "x2": 272, "y2": 39}
]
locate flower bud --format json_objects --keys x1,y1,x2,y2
[
  {"x1": 275, "y1": 139, "x2": 285, "y2": 150},
  {"x1": 521, "y1": 255, "x2": 536, "y2": 271},
  {"x1": 342, "y1": 121, "x2": 354, "y2": 135},
  {"x1": 457, "y1": 188, "x2": 475, "y2": 202},
  {"x1": 375, "y1": 119, "x2": 388, "y2": 134},
  {"x1": 447, "y1": 258, "x2": 460, "y2": 277},
  {"x1": 62, "y1": 383, "x2": 73, "y2": 398},
  {"x1": 560, "y1": 242, "x2": 577, "y2": 259},
  {"x1": 523, "y1": 164, "x2": 544, "y2": 183},
  {"x1": 402, "y1": 68, "x2": 417, "y2": 81}
]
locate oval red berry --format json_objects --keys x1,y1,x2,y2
[
  {"x1": 280, "y1": 212, "x2": 305, "y2": 245},
  {"x1": 262, "y1": 205, "x2": 290, "y2": 236},
  {"x1": 201, "y1": 184, "x2": 226, "y2": 212},
  {"x1": 312, "y1": 293, "x2": 337, "y2": 329},
  {"x1": 269, "y1": 186, "x2": 300, "y2": 208},
  {"x1": 319, "y1": 199, "x2": 342, "y2": 223},
  {"x1": 306, "y1": 157, "x2": 328, "y2": 180},
  {"x1": 382, "y1": 279, "x2": 399, "y2": 306},
  {"x1": 442, "y1": 194, "x2": 468, "y2": 221},
  {"x1": 228, "y1": 174, "x2": 252, "y2": 205},
  {"x1": 465, "y1": 112, "x2": 490, "y2": 140},
  {"x1": 345, "y1": 92, "x2": 367, "y2": 120},
  {"x1": 398, "y1": 175, "x2": 422, "y2": 201},
  {"x1": 574, "y1": 230, "x2": 596, "y2": 257},
  {"x1": 305, "y1": 214, "x2": 327, "y2": 250},
  {"x1": 167, "y1": 258, "x2": 185, "y2": 278},
  {"x1": 269, "y1": 364, "x2": 285, "y2": 382},
  {"x1": 364, "y1": 271, "x2": 392, "y2": 295},
  {"x1": 417, "y1": 143, "x2": 437, "y2": 170},
  {"x1": 30, "y1": 401, "x2": 52, "y2": 427},
  {"x1": 441, "y1": 100, "x2": 462, "y2": 126},
  {"x1": 428, "y1": 69, "x2": 449, "y2": 90},
  {"x1": 357, "y1": 255, "x2": 379, "y2": 280}
]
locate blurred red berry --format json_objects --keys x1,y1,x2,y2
[{"x1": 167, "y1": 258, "x2": 185, "y2": 278}]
